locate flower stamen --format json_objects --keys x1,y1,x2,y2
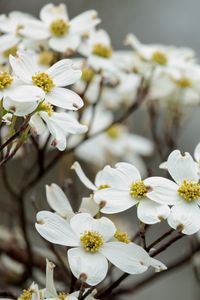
[
  {"x1": 92, "y1": 43, "x2": 112, "y2": 58},
  {"x1": 50, "y1": 19, "x2": 70, "y2": 37},
  {"x1": 114, "y1": 229, "x2": 130, "y2": 244},
  {"x1": 178, "y1": 180, "x2": 200, "y2": 202},
  {"x1": 130, "y1": 180, "x2": 148, "y2": 198},
  {"x1": 80, "y1": 230, "x2": 104, "y2": 252},
  {"x1": 0, "y1": 72, "x2": 13, "y2": 89},
  {"x1": 151, "y1": 51, "x2": 168, "y2": 65},
  {"x1": 32, "y1": 72, "x2": 55, "y2": 93}
]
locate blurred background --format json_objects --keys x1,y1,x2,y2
[{"x1": 0, "y1": 1, "x2": 200, "y2": 299}]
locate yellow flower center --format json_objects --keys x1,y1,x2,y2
[
  {"x1": 81, "y1": 67, "x2": 95, "y2": 83},
  {"x1": 38, "y1": 101, "x2": 54, "y2": 116},
  {"x1": 98, "y1": 184, "x2": 111, "y2": 190},
  {"x1": 3, "y1": 45, "x2": 18, "y2": 58},
  {"x1": 19, "y1": 290, "x2": 32, "y2": 300},
  {"x1": 175, "y1": 77, "x2": 193, "y2": 88},
  {"x1": 130, "y1": 180, "x2": 148, "y2": 198},
  {"x1": 80, "y1": 230, "x2": 104, "y2": 252},
  {"x1": 92, "y1": 43, "x2": 112, "y2": 58},
  {"x1": 32, "y1": 72, "x2": 55, "y2": 93},
  {"x1": 151, "y1": 51, "x2": 168, "y2": 65},
  {"x1": 58, "y1": 292, "x2": 69, "y2": 300},
  {"x1": 0, "y1": 72, "x2": 13, "y2": 89},
  {"x1": 50, "y1": 19, "x2": 70, "y2": 37},
  {"x1": 38, "y1": 51, "x2": 55, "y2": 66},
  {"x1": 106, "y1": 125, "x2": 122, "y2": 139},
  {"x1": 178, "y1": 180, "x2": 200, "y2": 202},
  {"x1": 114, "y1": 229, "x2": 130, "y2": 244}
]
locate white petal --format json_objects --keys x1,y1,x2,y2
[
  {"x1": 144, "y1": 177, "x2": 180, "y2": 205},
  {"x1": 40, "y1": 3, "x2": 69, "y2": 24},
  {"x1": 94, "y1": 188, "x2": 137, "y2": 214},
  {"x1": 101, "y1": 242, "x2": 149, "y2": 274},
  {"x1": 126, "y1": 134, "x2": 154, "y2": 156},
  {"x1": 47, "y1": 59, "x2": 81, "y2": 86},
  {"x1": 70, "y1": 213, "x2": 116, "y2": 241},
  {"x1": 115, "y1": 162, "x2": 141, "y2": 184},
  {"x1": 70, "y1": 10, "x2": 100, "y2": 34},
  {"x1": 159, "y1": 161, "x2": 168, "y2": 170},
  {"x1": 20, "y1": 20, "x2": 50, "y2": 40},
  {"x1": 0, "y1": 33, "x2": 20, "y2": 52},
  {"x1": 35, "y1": 211, "x2": 79, "y2": 246},
  {"x1": 167, "y1": 150, "x2": 199, "y2": 184},
  {"x1": 167, "y1": 202, "x2": 200, "y2": 235},
  {"x1": 137, "y1": 199, "x2": 170, "y2": 224},
  {"x1": 45, "y1": 260, "x2": 57, "y2": 297},
  {"x1": 46, "y1": 183, "x2": 73, "y2": 218},
  {"x1": 79, "y1": 196, "x2": 99, "y2": 217},
  {"x1": 71, "y1": 161, "x2": 97, "y2": 191},
  {"x1": 68, "y1": 247, "x2": 108, "y2": 286},
  {"x1": 3, "y1": 96, "x2": 38, "y2": 116},
  {"x1": 95, "y1": 165, "x2": 128, "y2": 189},
  {"x1": 46, "y1": 87, "x2": 83, "y2": 110},
  {"x1": 49, "y1": 35, "x2": 80, "y2": 53},
  {"x1": 149, "y1": 258, "x2": 167, "y2": 272},
  {"x1": 29, "y1": 114, "x2": 46, "y2": 135},
  {"x1": 7, "y1": 85, "x2": 45, "y2": 102},
  {"x1": 9, "y1": 51, "x2": 39, "y2": 83},
  {"x1": 194, "y1": 142, "x2": 200, "y2": 162}
]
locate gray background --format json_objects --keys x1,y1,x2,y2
[{"x1": 0, "y1": 0, "x2": 200, "y2": 299}]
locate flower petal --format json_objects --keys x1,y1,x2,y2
[
  {"x1": 46, "y1": 87, "x2": 83, "y2": 110},
  {"x1": 46, "y1": 183, "x2": 73, "y2": 218},
  {"x1": 94, "y1": 188, "x2": 137, "y2": 214},
  {"x1": 29, "y1": 114, "x2": 46, "y2": 135},
  {"x1": 137, "y1": 199, "x2": 170, "y2": 224},
  {"x1": 20, "y1": 20, "x2": 50, "y2": 40},
  {"x1": 167, "y1": 150, "x2": 199, "y2": 184},
  {"x1": 9, "y1": 50, "x2": 39, "y2": 83},
  {"x1": 40, "y1": 3, "x2": 69, "y2": 24},
  {"x1": 68, "y1": 247, "x2": 108, "y2": 286},
  {"x1": 144, "y1": 177, "x2": 180, "y2": 205},
  {"x1": 149, "y1": 258, "x2": 167, "y2": 272},
  {"x1": 70, "y1": 10, "x2": 100, "y2": 34},
  {"x1": 71, "y1": 161, "x2": 97, "y2": 191},
  {"x1": 101, "y1": 242, "x2": 149, "y2": 274},
  {"x1": 95, "y1": 165, "x2": 129, "y2": 189},
  {"x1": 115, "y1": 162, "x2": 141, "y2": 184},
  {"x1": 79, "y1": 196, "x2": 99, "y2": 217},
  {"x1": 35, "y1": 211, "x2": 79, "y2": 246},
  {"x1": 47, "y1": 59, "x2": 81, "y2": 87},
  {"x1": 45, "y1": 259, "x2": 57, "y2": 298},
  {"x1": 0, "y1": 33, "x2": 20, "y2": 52},
  {"x1": 7, "y1": 85, "x2": 45, "y2": 102},
  {"x1": 70, "y1": 213, "x2": 116, "y2": 241},
  {"x1": 3, "y1": 96, "x2": 38, "y2": 116},
  {"x1": 49, "y1": 34, "x2": 80, "y2": 53},
  {"x1": 167, "y1": 202, "x2": 200, "y2": 235},
  {"x1": 194, "y1": 142, "x2": 200, "y2": 162}
]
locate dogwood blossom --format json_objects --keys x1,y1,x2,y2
[
  {"x1": 148, "y1": 150, "x2": 200, "y2": 234},
  {"x1": 21, "y1": 3, "x2": 100, "y2": 53},
  {"x1": 36, "y1": 212, "x2": 166, "y2": 285},
  {"x1": 93, "y1": 162, "x2": 170, "y2": 224}
]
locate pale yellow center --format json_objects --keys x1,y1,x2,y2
[
  {"x1": 80, "y1": 230, "x2": 104, "y2": 252},
  {"x1": 38, "y1": 101, "x2": 54, "y2": 116},
  {"x1": 178, "y1": 180, "x2": 200, "y2": 202},
  {"x1": 130, "y1": 180, "x2": 148, "y2": 198},
  {"x1": 50, "y1": 19, "x2": 70, "y2": 37},
  {"x1": 19, "y1": 290, "x2": 32, "y2": 300},
  {"x1": 0, "y1": 72, "x2": 13, "y2": 89},
  {"x1": 175, "y1": 77, "x2": 193, "y2": 88},
  {"x1": 92, "y1": 43, "x2": 112, "y2": 58},
  {"x1": 151, "y1": 51, "x2": 168, "y2": 65},
  {"x1": 98, "y1": 184, "x2": 111, "y2": 190},
  {"x1": 114, "y1": 229, "x2": 130, "y2": 244},
  {"x1": 58, "y1": 292, "x2": 69, "y2": 300},
  {"x1": 81, "y1": 67, "x2": 95, "y2": 83},
  {"x1": 3, "y1": 45, "x2": 18, "y2": 58},
  {"x1": 38, "y1": 51, "x2": 55, "y2": 66},
  {"x1": 106, "y1": 125, "x2": 122, "y2": 139},
  {"x1": 32, "y1": 72, "x2": 55, "y2": 93}
]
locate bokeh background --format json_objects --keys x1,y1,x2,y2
[{"x1": 0, "y1": 1, "x2": 200, "y2": 299}]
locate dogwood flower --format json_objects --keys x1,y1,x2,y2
[
  {"x1": 148, "y1": 150, "x2": 200, "y2": 234},
  {"x1": 79, "y1": 29, "x2": 117, "y2": 73},
  {"x1": 46, "y1": 183, "x2": 98, "y2": 218},
  {"x1": 9, "y1": 50, "x2": 83, "y2": 111},
  {"x1": 30, "y1": 111, "x2": 88, "y2": 151},
  {"x1": 36, "y1": 212, "x2": 166, "y2": 285},
  {"x1": 94, "y1": 162, "x2": 170, "y2": 224},
  {"x1": 21, "y1": 3, "x2": 100, "y2": 53}
]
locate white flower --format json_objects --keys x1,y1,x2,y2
[
  {"x1": 9, "y1": 50, "x2": 83, "y2": 111},
  {"x1": 79, "y1": 29, "x2": 117, "y2": 73},
  {"x1": 148, "y1": 150, "x2": 200, "y2": 234},
  {"x1": 46, "y1": 183, "x2": 99, "y2": 218},
  {"x1": 30, "y1": 111, "x2": 87, "y2": 151},
  {"x1": 21, "y1": 3, "x2": 100, "y2": 53},
  {"x1": 94, "y1": 162, "x2": 170, "y2": 224},
  {"x1": 36, "y1": 212, "x2": 165, "y2": 285}
]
